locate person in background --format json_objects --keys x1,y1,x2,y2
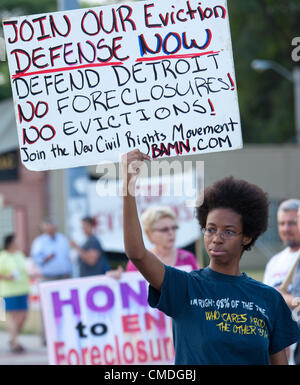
[
  {"x1": 122, "y1": 149, "x2": 300, "y2": 365},
  {"x1": 263, "y1": 199, "x2": 300, "y2": 363},
  {"x1": 106, "y1": 206, "x2": 198, "y2": 280},
  {"x1": 0, "y1": 234, "x2": 30, "y2": 353},
  {"x1": 70, "y1": 216, "x2": 111, "y2": 277},
  {"x1": 126, "y1": 206, "x2": 198, "y2": 272},
  {"x1": 31, "y1": 219, "x2": 72, "y2": 281},
  {"x1": 31, "y1": 219, "x2": 72, "y2": 345},
  {"x1": 277, "y1": 204, "x2": 300, "y2": 364},
  {"x1": 263, "y1": 199, "x2": 300, "y2": 290}
]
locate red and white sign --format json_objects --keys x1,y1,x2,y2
[{"x1": 4, "y1": 0, "x2": 242, "y2": 171}]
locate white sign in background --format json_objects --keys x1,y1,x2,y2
[
  {"x1": 3, "y1": 0, "x2": 242, "y2": 171},
  {"x1": 87, "y1": 170, "x2": 201, "y2": 252},
  {"x1": 40, "y1": 271, "x2": 179, "y2": 365}
]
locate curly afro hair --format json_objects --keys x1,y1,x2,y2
[{"x1": 196, "y1": 176, "x2": 269, "y2": 251}]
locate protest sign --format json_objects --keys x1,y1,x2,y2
[
  {"x1": 40, "y1": 271, "x2": 178, "y2": 365},
  {"x1": 3, "y1": 0, "x2": 242, "y2": 171}
]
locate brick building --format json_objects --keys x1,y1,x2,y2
[{"x1": 0, "y1": 99, "x2": 49, "y2": 255}]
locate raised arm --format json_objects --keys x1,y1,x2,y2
[{"x1": 122, "y1": 150, "x2": 165, "y2": 291}]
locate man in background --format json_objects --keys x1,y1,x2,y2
[
  {"x1": 31, "y1": 219, "x2": 72, "y2": 281},
  {"x1": 31, "y1": 219, "x2": 72, "y2": 345},
  {"x1": 263, "y1": 199, "x2": 300, "y2": 364},
  {"x1": 263, "y1": 199, "x2": 300, "y2": 289},
  {"x1": 70, "y1": 216, "x2": 111, "y2": 277},
  {"x1": 287, "y1": 205, "x2": 300, "y2": 365}
]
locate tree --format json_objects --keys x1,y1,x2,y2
[
  {"x1": 228, "y1": 0, "x2": 300, "y2": 143},
  {"x1": 0, "y1": 0, "x2": 57, "y2": 99}
]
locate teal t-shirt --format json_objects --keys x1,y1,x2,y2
[{"x1": 148, "y1": 266, "x2": 300, "y2": 365}]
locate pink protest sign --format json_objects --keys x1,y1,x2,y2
[{"x1": 40, "y1": 272, "x2": 179, "y2": 365}]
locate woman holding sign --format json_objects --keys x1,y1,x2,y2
[{"x1": 122, "y1": 149, "x2": 300, "y2": 365}]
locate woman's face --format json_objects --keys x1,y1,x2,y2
[
  {"x1": 147, "y1": 216, "x2": 178, "y2": 249},
  {"x1": 204, "y1": 208, "x2": 251, "y2": 268}
]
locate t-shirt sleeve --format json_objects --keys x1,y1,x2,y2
[
  {"x1": 148, "y1": 265, "x2": 190, "y2": 319},
  {"x1": 269, "y1": 290, "x2": 300, "y2": 355}
]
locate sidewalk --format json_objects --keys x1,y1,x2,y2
[{"x1": 0, "y1": 331, "x2": 48, "y2": 365}]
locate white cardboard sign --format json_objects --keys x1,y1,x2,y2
[
  {"x1": 86, "y1": 171, "x2": 201, "y2": 252},
  {"x1": 3, "y1": 0, "x2": 242, "y2": 171}
]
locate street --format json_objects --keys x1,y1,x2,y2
[{"x1": 0, "y1": 331, "x2": 48, "y2": 365}]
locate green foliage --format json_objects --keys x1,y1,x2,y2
[
  {"x1": 228, "y1": 0, "x2": 300, "y2": 143},
  {"x1": 0, "y1": 0, "x2": 56, "y2": 15},
  {"x1": 0, "y1": 62, "x2": 11, "y2": 99},
  {"x1": 0, "y1": 0, "x2": 57, "y2": 101}
]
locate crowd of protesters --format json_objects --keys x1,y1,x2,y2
[
  {"x1": 1, "y1": 159, "x2": 300, "y2": 364},
  {"x1": 0, "y1": 207, "x2": 197, "y2": 353}
]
